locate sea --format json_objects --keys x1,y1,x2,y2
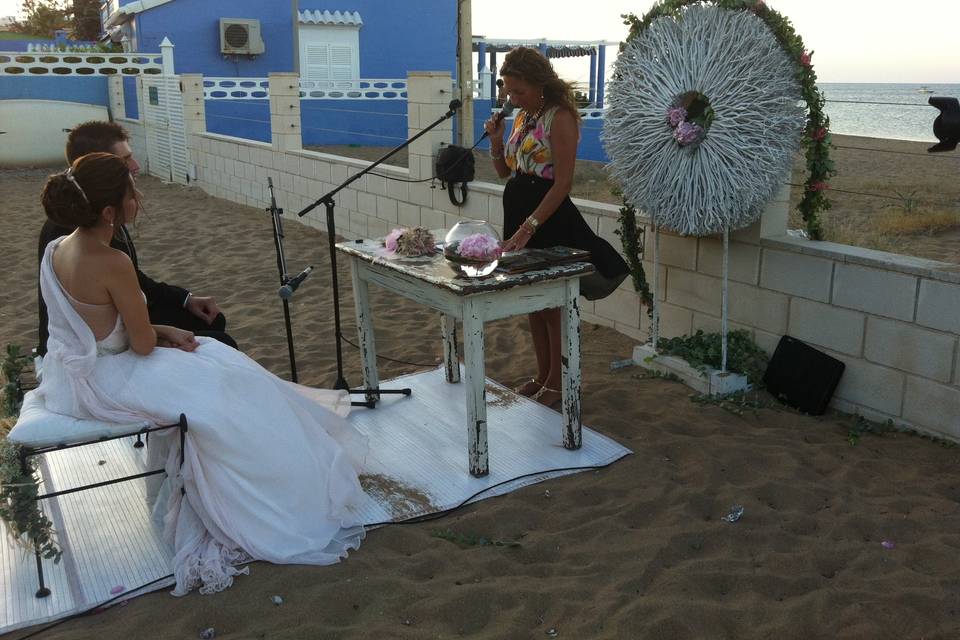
[{"x1": 820, "y1": 83, "x2": 960, "y2": 142}]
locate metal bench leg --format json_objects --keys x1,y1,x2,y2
[
  {"x1": 134, "y1": 433, "x2": 144, "y2": 448},
  {"x1": 21, "y1": 453, "x2": 51, "y2": 598}
]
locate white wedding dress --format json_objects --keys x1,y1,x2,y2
[{"x1": 37, "y1": 237, "x2": 368, "y2": 595}]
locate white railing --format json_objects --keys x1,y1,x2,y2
[
  {"x1": 0, "y1": 50, "x2": 163, "y2": 76},
  {"x1": 204, "y1": 77, "x2": 269, "y2": 99},
  {"x1": 299, "y1": 78, "x2": 407, "y2": 100}
]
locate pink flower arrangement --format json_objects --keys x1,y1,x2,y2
[
  {"x1": 383, "y1": 226, "x2": 437, "y2": 257},
  {"x1": 456, "y1": 233, "x2": 502, "y2": 261},
  {"x1": 800, "y1": 51, "x2": 812, "y2": 67}
]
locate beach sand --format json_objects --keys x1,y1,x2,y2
[{"x1": 3, "y1": 168, "x2": 960, "y2": 639}]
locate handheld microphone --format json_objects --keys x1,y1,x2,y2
[
  {"x1": 479, "y1": 100, "x2": 515, "y2": 141},
  {"x1": 278, "y1": 265, "x2": 314, "y2": 300}
]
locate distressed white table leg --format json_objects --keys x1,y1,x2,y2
[
  {"x1": 440, "y1": 313, "x2": 460, "y2": 383},
  {"x1": 560, "y1": 278, "x2": 583, "y2": 450},
  {"x1": 350, "y1": 260, "x2": 379, "y2": 403},
  {"x1": 461, "y1": 300, "x2": 488, "y2": 476}
]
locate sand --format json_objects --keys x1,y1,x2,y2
[{"x1": 3, "y1": 167, "x2": 960, "y2": 639}]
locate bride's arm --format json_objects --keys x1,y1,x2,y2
[
  {"x1": 153, "y1": 324, "x2": 199, "y2": 352},
  {"x1": 104, "y1": 252, "x2": 157, "y2": 355}
]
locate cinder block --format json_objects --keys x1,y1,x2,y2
[
  {"x1": 237, "y1": 146, "x2": 250, "y2": 164},
  {"x1": 488, "y1": 196, "x2": 504, "y2": 227},
  {"x1": 408, "y1": 181, "x2": 434, "y2": 207},
  {"x1": 593, "y1": 287, "x2": 641, "y2": 328},
  {"x1": 367, "y1": 217, "x2": 390, "y2": 239},
  {"x1": 315, "y1": 162, "x2": 331, "y2": 183},
  {"x1": 658, "y1": 233, "x2": 698, "y2": 270},
  {"x1": 664, "y1": 268, "x2": 722, "y2": 315},
  {"x1": 955, "y1": 348, "x2": 960, "y2": 387},
  {"x1": 597, "y1": 215, "x2": 621, "y2": 252},
  {"x1": 357, "y1": 192, "x2": 377, "y2": 215},
  {"x1": 376, "y1": 196, "x2": 398, "y2": 223},
  {"x1": 728, "y1": 281, "x2": 789, "y2": 334},
  {"x1": 398, "y1": 202, "x2": 421, "y2": 228},
  {"x1": 789, "y1": 298, "x2": 865, "y2": 356},
  {"x1": 903, "y1": 376, "x2": 960, "y2": 439},
  {"x1": 337, "y1": 188, "x2": 358, "y2": 212},
  {"x1": 387, "y1": 180, "x2": 409, "y2": 203},
  {"x1": 697, "y1": 238, "x2": 760, "y2": 284},
  {"x1": 461, "y1": 190, "x2": 490, "y2": 221},
  {"x1": 865, "y1": 317, "x2": 956, "y2": 382},
  {"x1": 366, "y1": 175, "x2": 387, "y2": 197},
  {"x1": 420, "y1": 208, "x2": 445, "y2": 230},
  {"x1": 691, "y1": 312, "x2": 753, "y2": 336},
  {"x1": 916, "y1": 280, "x2": 960, "y2": 334},
  {"x1": 828, "y1": 352, "x2": 905, "y2": 416},
  {"x1": 657, "y1": 302, "x2": 693, "y2": 339},
  {"x1": 760, "y1": 249, "x2": 834, "y2": 302},
  {"x1": 753, "y1": 328, "x2": 782, "y2": 356},
  {"x1": 833, "y1": 264, "x2": 917, "y2": 321}
]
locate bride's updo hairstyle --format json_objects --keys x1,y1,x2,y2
[
  {"x1": 42, "y1": 152, "x2": 131, "y2": 229},
  {"x1": 499, "y1": 46, "x2": 581, "y2": 123}
]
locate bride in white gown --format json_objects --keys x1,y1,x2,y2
[{"x1": 36, "y1": 152, "x2": 368, "y2": 595}]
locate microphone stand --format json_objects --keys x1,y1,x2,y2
[
  {"x1": 297, "y1": 99, "x2": 462, "y2": 407},
  {"x1": 266, "y1": 177, "x2": 301, "y2": 383}
]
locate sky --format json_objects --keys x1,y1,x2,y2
[{"x1": 1, "y1": 0, "x2": 958, "y2": 83}]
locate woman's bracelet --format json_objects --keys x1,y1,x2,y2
[{"x1": 490, "y1": 150, "x2": 503, "y2": 161}]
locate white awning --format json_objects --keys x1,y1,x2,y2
[
  {"x1": 298, "y1": 10, "x2": 363, "y2": 26},
  {"x1": 104, "y1": 0, "x2": 174, "y2": 28}
]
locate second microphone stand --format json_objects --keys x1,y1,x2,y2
[
  {"x1": 267, "y1": 176, "x2": 304, "y2": 383},
  {"x1": 297, "y1": 99, "x2": 463, "y2": 407}
]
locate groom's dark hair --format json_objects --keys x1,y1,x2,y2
[{"x1": 65, "y1": 121, "x2": 130, "y2": 163}]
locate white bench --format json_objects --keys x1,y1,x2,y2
[{"x1": 7, "y1": 390, "x2": 186, "y2": 598}]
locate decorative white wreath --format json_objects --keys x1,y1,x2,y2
[{"x1": 603, "y1": 4, "x2": 805, "y2": 236}]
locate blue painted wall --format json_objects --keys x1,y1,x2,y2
[
  {"x1": 205, "y1": 100, "x2": 270, "y2": 142},
  {"x1": 300, "y1": 99, "x2": 407, "y2": 147},
  {"x1": 0, "y1": 77, "x2": 108, "y2": 106}
]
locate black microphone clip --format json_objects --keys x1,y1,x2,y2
[
  {"x1": 445, "y1": 99, "x2": 463, "y2": 117},
  {"x1": 278, "y1": 265, "x2": 314, "y2": 300},
  {"x1": 928, "y1": 96, "x2": 960, "y2": 153}
]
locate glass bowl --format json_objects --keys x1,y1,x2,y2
[{"x1": 443, "y1": 220, "x2": 501, "y2": 277}]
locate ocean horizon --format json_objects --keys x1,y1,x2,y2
[{"x1": 819, "y1": 82, "x2": 958, "y2": 143}]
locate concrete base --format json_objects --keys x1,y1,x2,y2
[{"x1": 632, "y1": 343, "x2": 752, "y2": 397}]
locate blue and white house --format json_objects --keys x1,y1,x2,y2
[{"x1": 100, "y1": 0, "x2": 458, "y2": 144}]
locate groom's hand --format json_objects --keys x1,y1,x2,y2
[{"x1": 186, "y1": 295, "x2": 221, "y2": 325}]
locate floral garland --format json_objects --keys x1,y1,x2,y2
[
  {"x1": 622, "y1": 0, "x2": 834, "y2": 239},
  {"x1": 384, "y1": 227, "x2": 437, "y2": 257},
  {"x1": 0, "y1": 345, "x2": 62, "y2": 564}
]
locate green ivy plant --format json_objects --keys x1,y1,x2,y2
[
  {"x1": 657, "y1": 329, "x2": 770, "y2": 386},
  {"x1": 613, "y1": 193, "x2": 653, "y2": 316},
  {"x1": 621, "y1": 0, "x2": 835, "y2": 239},
  {"x1": 0, "y1": 344, "x2": 61, "y2": 564}
]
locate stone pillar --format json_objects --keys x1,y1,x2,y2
[
  {"x1": 407, "y1": 71, "x2": 454, "y2": 181},
  {"x1": 107, "y1": 75, "x2": 124, "y2": 120},
  {"x1": 180, "y1": 73, "x2": 206, "y2": 182},
  {"x1": 269, "y1": 72, "x2": 302, "y2": 152}
]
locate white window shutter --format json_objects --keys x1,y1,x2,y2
[
  {"x1": 330, "y1": 46, "x2": 353, "y2": 81},
  {"x1": 304, "y1": 45, "x2": 329, "y2": 81}
]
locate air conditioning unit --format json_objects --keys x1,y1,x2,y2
[{"x1": 219, "y1": 18, "x2": 265, "y2": 56}]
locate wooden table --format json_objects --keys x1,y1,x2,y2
[{"x1": 337, "y1": 239, "x2": 595, "y2": 476}]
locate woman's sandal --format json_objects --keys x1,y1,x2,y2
[
  {"x1": 514, "y1": 378, "x2": 544, "y2": 397},
  {"x1": 531, "y1": 385, "x2": 562, "y2": 410}
]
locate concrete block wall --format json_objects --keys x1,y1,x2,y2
[{"x1": 176, "y1": 71, "x2": 959, "y2": 442}]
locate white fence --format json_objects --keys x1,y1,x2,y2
[{"x1": 0, "y1": 50, "x2": 164, "y2": 76}]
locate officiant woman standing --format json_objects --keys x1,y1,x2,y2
[{"x1": 483, "y1": 46, "x2": 629, "y2": 409}]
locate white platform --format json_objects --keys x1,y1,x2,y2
[
  {"x1": 1, "y1": 367, "x2": 631, "y2": 635},
  {"x1": 633, "y1": 343, "x2": 751, "y2": 396}
]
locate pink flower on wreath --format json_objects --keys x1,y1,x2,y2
[
  {"x1": 666, "y1": 106, "x2": 687, "y2": 128},
  {"x1": 384, "y1": 227, "x2": 404, "y2": 253},
  {"x1": 673, "y1": 121, "x2": 703, "y2": 146},
  {"x1": 800, "y1": 51, "x2": 812, "y2": 67},
  {"x1": 810, "y1": 127, "x2": 828, "y2": 141},
  {"x1": 457, "y1": 233, "x2": 502, "y2": 260},
  {"x1": 808, "y1": 181, "x2": 830, "y2": 192}
]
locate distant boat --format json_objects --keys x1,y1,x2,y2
[{"x1": 918, "y1": 86, "x2": 935, "y2": 93}]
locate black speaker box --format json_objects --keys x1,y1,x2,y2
[{"x1": 763, "y1": 335, "x2": 845, "y2": 415}]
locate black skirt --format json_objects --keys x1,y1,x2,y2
[{"x1": 503, "y1": 173, "x2": 630, "y2": 301}]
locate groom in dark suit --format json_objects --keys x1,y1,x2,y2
[{"x1": 37, "y1": 120, "x2": 237, "y2": 354}]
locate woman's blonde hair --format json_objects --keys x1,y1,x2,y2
[{"x1": 499, "y1": 47, "x2": 581, "y2": 123}]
